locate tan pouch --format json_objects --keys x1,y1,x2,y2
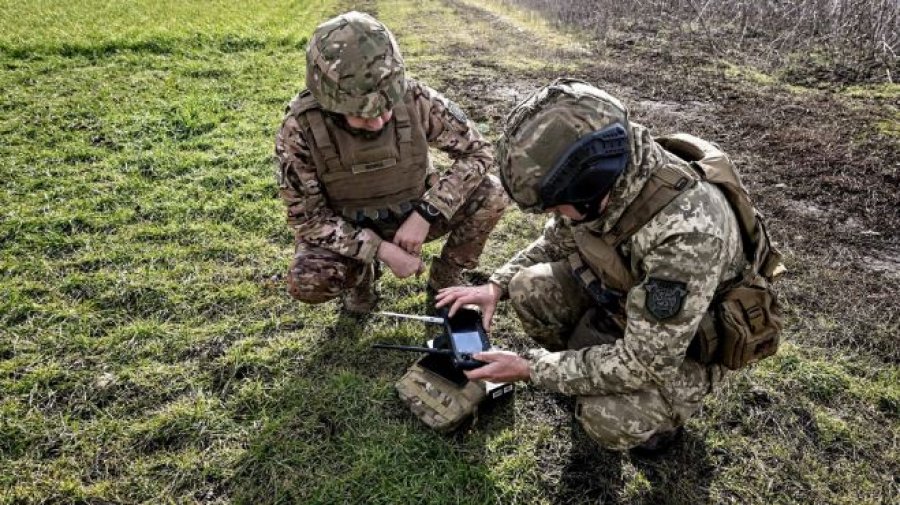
[
  {"x1": 716, "y1": 282, "x2": 782, "y2": 369},
  {"x1": 395, "y1": 358, "x2": 486, "y2": 433},
  {"x1": 688, "y1": 280, "x2": 782, "y2": 368}
]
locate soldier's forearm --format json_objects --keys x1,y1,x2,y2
[
  {"x1": 292, "y1": 220, "x2": 383, "y2": 264},
  {"x1": 421, "y1": 157, "x2": 491, "y2": 219}
]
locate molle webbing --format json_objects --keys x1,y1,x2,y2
[
  {"x1": 307, "y1": 109, "x2": 343, "y2": 174},
  {"x1": 289, "y1": 92, "x2": 344, "y2": 173},
  {"x1": 290, "y1": 91, "x2": 429, "y2": 217},
  {"x1": 394, "y1": 102, "x2": 413, "y2": 163}
]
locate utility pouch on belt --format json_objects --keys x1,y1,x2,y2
[
  {"x1": 689, "y1": 280, "x2": 783, "y2": 369},
  {"x1": 395, "y1": 355, "x2": 486, "y2": 433},
  {"x1": 717, "y1": 282, "x2": 782, "y2": 369}
]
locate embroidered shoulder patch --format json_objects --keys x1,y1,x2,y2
[{"x1": 644, "y1": 278, "x2": 688, "y2": 320}]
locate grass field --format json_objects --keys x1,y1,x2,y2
[{"x1": 2, "y1": 0, "x2": 898, "y2": 504}]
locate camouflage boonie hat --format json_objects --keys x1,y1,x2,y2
[
  {"x1": 497, "y1": 78, "x2": 630, "y2": 212},
  {"x1": 306, "y1": 11, "x2": 406, "y2": 118}
]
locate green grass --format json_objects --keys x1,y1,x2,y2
[{"x1": 2, "y1": 0, "x2": 898, "y2": 504}]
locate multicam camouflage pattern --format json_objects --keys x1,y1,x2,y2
[
  {"x1": 489, "y1": 82, "x2": 745, "y2": 449},
  {"x1": 496, "y1": 78, "x2": 629, "y2": 212},
  {"x1": 425, "y1": 175, "x2": 507, "y2": 290},
  {"x1": 396, "y1": 358, "x2": 486, "y2": 432},
  {"x1": 287, "y1": 240, "x2": 369, "y2": 304},
  {"x1": 306, "y1": 11, "x2": 406, "y2": 118},
  {"x1": 276, "y1": 79, "x2": 497, "y2": 265},
  {"x1": 286, "y1": 175, "x2": 506, "y2": 302}
]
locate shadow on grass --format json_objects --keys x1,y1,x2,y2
[
  {"x1": 551, "y1": 419, "x2": 625, "y2": 505},
  {"x1": 553, "y1": 423, "x2": 713, "y2": 504},
  {"x1": 628, "y1": 431, "x2": 714, "y2": 505},
  {"x1": 228, "y1": 309, "x2": 506, "y2": 504}
]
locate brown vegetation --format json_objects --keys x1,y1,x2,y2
[{"x1": 504, "y1": 0, "x2": 900, "y2": 84}]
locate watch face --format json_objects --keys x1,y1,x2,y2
[{"x1": 416, "y1": 202, "x2": 441, "y2": 223}]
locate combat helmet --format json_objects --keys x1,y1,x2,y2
[
  {"x1": 497, "y1": 78, "x2": 631, "y2": 217},
  {"x1": 306, "y1": 11, "x2": 406, "y2": 118}
]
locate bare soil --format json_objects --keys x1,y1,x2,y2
[
  {"x1": 427, "y1": 0, "x2": 900, "y2": 362},
  {"x1": 411, "y1": 3, "x2": 900, "y2": 501}
]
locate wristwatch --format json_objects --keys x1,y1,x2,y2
[{"x1": 414, "y1": 200, "x2": 442, "y2": 224}]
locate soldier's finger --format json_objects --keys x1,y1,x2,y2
[
  {"x1": 448, "y1": 296, "x2": 470, "y2": 317},
  {"x1": 463, "y1": 369, "x2": 485, "y2": 381},
  {"x1": 464, "y1": 362, "x2": 501, "y2": 381},
  {"x1": 473, "y1": 351, "x2": 503, "y2": 362},
  {"x1": 483, "y1": 305, "x2": 495, "y2": 332},
  {"x1": 434, "y1": 293, "x2": 455, "y2": 307},
  {"x1": 465, "y1": 359, "x2": 499, "y2": 376}
]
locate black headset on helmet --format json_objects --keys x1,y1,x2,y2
[{"x1": 538, "y1": 122, "x2": 630, "y2": 221}]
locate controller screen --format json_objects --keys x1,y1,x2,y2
[{"x1": 452, "y1": 331, "x2": 484, "y2": 354}]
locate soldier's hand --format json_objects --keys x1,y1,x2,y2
[
  {"x1": 464, "y1": 351, "x2": 531, "y2": 383},
  {"x1": 377, "y1": 241, "x2": 425, "y2": 278},
  {"x1": 393, "y1": 211, "x2": 431, "y2": 256},
  {"x1": 435, "y1": 283, "x2": 502, "y2": 331}
]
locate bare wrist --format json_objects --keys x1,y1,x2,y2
[
  {"x1": 518, "y1": 357, "x2": 532, "y2": 382},
  {"x1": 487, "y1": 281, "x2": 503, "y2": 302},
  {"x1": 376, "y1": 236, "x2": 394, "y2": 261}
]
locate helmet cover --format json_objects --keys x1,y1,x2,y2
[
  {"x1": 497, "y1": 78, "x2": 630, "y2": 212},
  {"x1": 306, "y1": 11, "x2": 406, "y2": 117}
]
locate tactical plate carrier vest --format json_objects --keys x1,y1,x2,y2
[
  {"x1": 287, "y1": 90, "x2": 431, "y2": 221},
  {"x1": 569, "y1": 134, "x2": 784, "y2": 370}
]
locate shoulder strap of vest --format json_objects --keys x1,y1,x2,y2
[
  {"x1": 287, "y1": 90, "x2": 320, "y2": 116},
  {"x1": 289, "y1": 92, "x2": 342, "y2": 175},
  {"x1": 656, "y1": 133, "x2": 783, "y2": 281},
  {"x1": 604, "y1": 163, "x2": 698, "y2": 246},
  {"x1": 393, "y1": 100, "x2": 413, "y2": 162},
  {"x1": 305, "y1": 110, "x2": 343, "y2": 174}
]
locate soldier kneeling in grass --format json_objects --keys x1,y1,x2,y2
[
  {"x1": 274, "y1": 11, "x2": 506, "y2": 313},
  {"x1": 435, "y1": 79, "x2": 784, "y2": 452}
]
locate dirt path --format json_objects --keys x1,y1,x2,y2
[
  {"x1": 366, "y1": 3, "x2": 900, "y2": 502},
  {"x1": 384, "y1": 0, "x2": 899, "y2": 363}
]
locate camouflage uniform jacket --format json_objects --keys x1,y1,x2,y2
[
  {"x1": 275, "y1": 79, "x2": 493, "y2": 263},
  {"x1": 490, "y1": 125, "x2": 746, "y2": 397}
]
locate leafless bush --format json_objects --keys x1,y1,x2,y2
[{"x1": 503, "y1": 0, "x2": 899, "y2": 84}]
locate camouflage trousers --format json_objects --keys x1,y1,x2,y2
[
  {"x1": 287, "y1": 175, "x2": 507, "y2": 304},
  {"x1": 508, "y1": 261, "x2": 720, "y2": 450}
]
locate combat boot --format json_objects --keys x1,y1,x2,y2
[
  {"x1": 342, "y1": 262, "x2": 380, "y2": 314},
  {"x1": 427, "y1": 257, "x2": 464, "y2": 293},
  {"x1": 630, "y1": 426, "x2": 684, "y2": 457}
]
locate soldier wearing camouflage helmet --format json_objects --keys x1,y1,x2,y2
[
  {"x1": 437, "y1": 78, "x2": 782, "y2": 451},
  {"x1": 275, "y1": 11, "x2": 507, "y2": 312}
]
